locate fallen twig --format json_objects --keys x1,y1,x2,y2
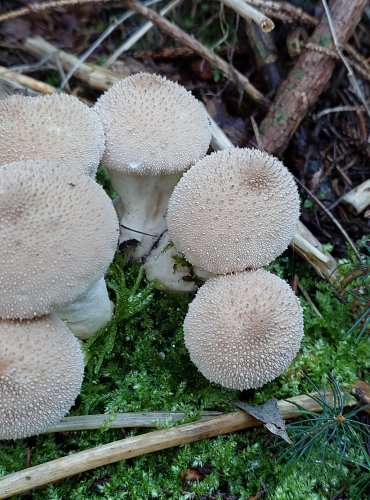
[
  {"x1": 0, "y1": 65, "x2": 55, "y2": 95},
  {"x1": 43, "y1": 411, "x2": 223, "y2": 433},
  {"x1": 104, "y1": 0, "x2": 182, "y2": 68},
  {"x1": 259, "y1": 0, "x2": 368, "y2": 157},
  {"x1": 1, "y1": 381, "x2": 367, "y2": 498},
  {"x1": 341, "y1": 179, "x2": 370, "y2": 214},
  {"x1": 220, "y1": 0, "x2": 274, "y2": 32}
]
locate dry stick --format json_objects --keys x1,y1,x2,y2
[
  {"x1": 43, "y1": 411, "x2": 223, "y2": 433},
  {"x1": 220, "y1": 0, "x2": 274, "y2": 32},
  {"x1": 0, "y1": 65, "x2": 56, "y2": 94},
  {"x1": 104, "y1": 0, "x2": 182, "y2": 68},
  {"x1": 341, "y1": 179, "x2": 370, "y2": 214},
  {"x1": 246, "y1": 0, "x2": 318, "y2": 26},
  {"x1": 1, "y1": 382, "x2": 368, "y2": 498},
  {"x1": 0, "y1": 0, "x2": 113, "y2": 23},
  {"x1": 259, "y1": 0, "x2": 368, "y2": 157},
  {"x1": 120, "y1": 0, "x2": 268, "y2": 107}
]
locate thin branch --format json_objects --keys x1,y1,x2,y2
[
  {"x1": 220, "y1": 0, "x2": 274, "y2": 32},
  {"x1": 0, "y1": 65, "x2": 56, "y2": 94},
  {"x1": 44, "y1": 411, "x2": 223, "y2": 433},
  {"x1": 59, "y1": 0, "x2": 165, "y2": 89},
  {"x1": 104, "y1": 0, "x2": 182, "y2": 68}
]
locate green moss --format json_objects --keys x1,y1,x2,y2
[{"x1": 1, "y1": 249, "x2": 368, "y2": 499}]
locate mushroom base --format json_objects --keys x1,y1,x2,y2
[{"x1": 54, "y1": 277, "x2": 113, "y2": 339}]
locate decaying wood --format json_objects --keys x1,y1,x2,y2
[
  {"x1": 1, "y1": 381, "x2": 368, "y2": 498},
  {"x1": 341, "y1": 179, "x2": 370, "y2": 214},
  {"x1": 259, "y1": 0, "x2": 368, "y2": 157},
  {"x1": 44, "y1": 411, "x2": 223, "y2": 433},
  {"x1": 0, "y1": 66, "x2": 55, "y2": 95}
]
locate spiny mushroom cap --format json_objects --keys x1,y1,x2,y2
[
  {"x1": 0, "y1": 160, "x2": 119, "y2": 319},
  {"x1": 94, "y1": 72, "x2": 211, "y2": 175},
  {"x1": 0, "y1": 315, "x2": 84, "y2": 440},
  {"x1": 0, "y1": 93, "x2": 105, "y2": 177},
  {"x1": 184, "y1": 269, "x2": 304, "y2": 390},
  {"x1": 167, "y1": 148, "x2": 300, "y2": 274}
]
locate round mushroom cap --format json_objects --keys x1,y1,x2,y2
[
  {"x1": 0, "y1": 160, "x2": 119, "y2": 319},
  {"x1": 0, "y1": 93, "x2": 105, "y2": 177},
  {"x1": 94, "y1": 72, "x2": 211, "y2": 175},
  {"x1": 0, "y1": 315, "x2": 84, "y2": 440},
  {"x1": 167, "y1": 148, "x2": 300, "y2": 274},
  {"x1": 184, "y1": 269, "x2": 304, "y2": 390}
]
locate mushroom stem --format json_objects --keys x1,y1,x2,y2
[
  {"x1": 111, "y1": 171, "x2": 181, "y2": 259},
  {"x1": 143, "y1": 231, "x2": 212, "y2": 292},
  {"x1": 54, "y1": 277, "x2": 113, "y2": 340}
]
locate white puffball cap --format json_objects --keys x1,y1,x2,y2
[
  {"x1": 167, "y1": 148, "x2": 300, "y2": 274},
  {"x1": 184, "y1": 269, "x2": 304, "y2": 390},
  {"x1": 0, "y1": 159, "x2": 119, "y2": 319},
  {"x1": 94, "y1": 72, "x2": 211, "y2": 175},
  {"x1": 0, "y1": 315, "x2": 84, "y2": 440},
  {"x1": 0, "y1": 93, "x2": 105, "y2": 177}
]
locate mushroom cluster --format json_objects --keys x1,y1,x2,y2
[
  {"x1": 166, "y1": 147, "x2": 304, "y2": 390},
  {"x1": 0, "y1": 94, "x2": 119, "y2": 439}
]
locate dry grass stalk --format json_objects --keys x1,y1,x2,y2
[{"x1": 1, "y1": 382, "x2": 367, "y2": 498}]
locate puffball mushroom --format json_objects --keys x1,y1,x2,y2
[
  {"x1": 167, "y1": 148, "x2": 300, "y2": 274},
  {"x1": 94, "y1": 72, "x2": 211, "y2": 258},
  {"x1": 0, "y1": 315, "x2": 84, "y2": 440},
  {"x1": 184, "y1": 269, "x2": 304, "y2": 390},
  {"x1": 0, "y1": 159, "x2": 119, "y2": 338},
  {"x1": 0, "y1": 93, "x2": 104, "y2": 177}
]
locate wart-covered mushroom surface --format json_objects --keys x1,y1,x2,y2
[
  {"x1": 184, "y1": 269, "x2": 304, "y2": 390},
  {"x1": 0, "y1": 315, "x2": 84, "y2": 440},
  {"x1": 167, "y1": 147, "x2": 300, "y2": 274},
  {"x1": 94, "y1": 72, "x2": 211, "y2": 259},
  {"x1": 0, "y1": 93, "x2": 104, "y2": 178},
  {"x1": 0, "y1": 159, "x2": 118, "y2": 337}
]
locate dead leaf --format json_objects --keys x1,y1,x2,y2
[{"x1": 234, "y1": 399, "x2": 292, "y2": 444}]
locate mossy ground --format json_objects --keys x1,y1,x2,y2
[{"x1": 1, "y1": 243, "x2": 369, "y2": 499}]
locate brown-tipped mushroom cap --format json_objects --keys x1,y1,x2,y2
[
  {"x1": 0, "y1": 160, "x2": 119, "y2": 319},
  {"x1": 184, "y1": 269, "x2": 303, "y2": 390},
  {"x1": 167, "y1": 148, "x2": 300, "y2": 274},
  {"x1": 0, "y1": 315, "x2": 84, "y2": 440},
  {"x1": 94, "y1": 72, "x2": 211, "y2": 175},
  {"x1": 0, "y1": 93, "x2": 104, "y2": 177}
]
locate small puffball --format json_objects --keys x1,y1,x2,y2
[
  {"x1": 184, "y1": 269, "x2": 304, "y2": 390},
  {"x1": 0, "y1": 315, "x2": 84, "y2": 440},
  {"x1": 94, "y1": 72, "x2": 211, "y2": 175},
  {"x1": 167, "y1": 148, "x2": 300, "y2": 273},
  {"x1": 0, "y1": 160, "x2": 119, "y2": 319},
  {"x1": 0, "y1": 93, "x2": 104, "y2": 177}
]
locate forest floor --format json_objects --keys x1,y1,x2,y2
[{"x1": 0, "y1": 1, "x2": 369, "y2": 499}]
